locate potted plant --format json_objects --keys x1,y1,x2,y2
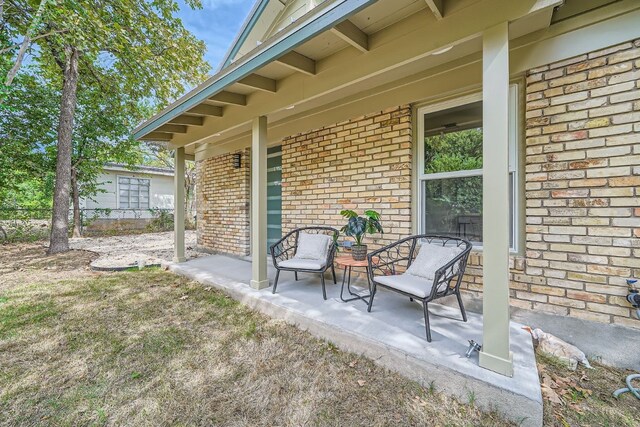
[{"x1": 339, "y1": 209, "x2": 383, "y2": 261}]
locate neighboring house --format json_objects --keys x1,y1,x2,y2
[
  {"x1": 80, "y1": 163, "x2": 174, "y2": 225},
  {"x1": 134, "y1": 0, "x2": 640, "y2": 379}
]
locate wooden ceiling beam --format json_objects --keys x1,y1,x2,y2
[
  {"x1": 187, "y1": 104, "x2": 223, "y2": 117},
  {"x1": 169, "y1": 115, "x2": 204, "y2": 126},
  {"x1": 331, "y1": 20, "x2": 368, "y2": 52},
  {"x1": 275, "y1": 51, "x2": 316, "y2": 75},
  {"x1": 425, "y1": 0, "x2": 444, "y2": 20},
  {"x1": 140, "y1": 132, "x2": 172, "y2": 141},
  {"x1": 237, "y1": 73, "x2": 277, "y2": 93},
  {"x1": 209, "y1": 90, "x2": 247, "y2": 106},
  {"x1": 156, "y1": 124, "x2": 188, "y2": 134}
]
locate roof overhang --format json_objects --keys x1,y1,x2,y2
[
  {"x1": 134, "y1": 0, "x2": 378, "y2": 141},
  {"x1": 134, "y1": 0, "x2": 640, "y2": 159},
  {"x1": 102, "y1": 164, "x2": 175, "y2": 177}
]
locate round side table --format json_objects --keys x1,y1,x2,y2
[{"x1": 334, "y1": 254, "x2": 379, "y2": 303}]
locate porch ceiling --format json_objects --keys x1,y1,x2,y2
[{"x1": 134, "y1": 0, "x2": 609, "y2": 155}]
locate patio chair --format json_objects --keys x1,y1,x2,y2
[
  {"x1": 366, "y1": 235, "x2": 472, "y2": 342},
  {"x1": 270, "y1": 226, "x2": 339, "y2": 300}
]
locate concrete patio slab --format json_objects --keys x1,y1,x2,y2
[{"x1": 166, "y1": 255, "x2": 542, "y2": 426}]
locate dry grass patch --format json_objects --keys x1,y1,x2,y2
[
  {"x1": 2, "y1": 244, "x2": 637, "y2": 426},
  {"x1": 0, "y1": 253, "x2": 509, "y2": 426},
  {"x1": 539, "y1": 353, "x2": 640, "y2": 427}
]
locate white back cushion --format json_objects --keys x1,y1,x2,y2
[
  {"x1": 406, "y1": 242, "x2": 463, "y2": 280},
  {"x1": 296, "y1": 232, "x2": 331, "y2": 260}
]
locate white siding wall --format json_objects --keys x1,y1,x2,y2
[{"x1": 81, "y1": 170, "x2": 174, "y2": 219}]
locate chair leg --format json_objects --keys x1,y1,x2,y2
[
  {"x1": 320, "y1": 273, "x2": 327, "y2": 300},
  {"x1": 294, "y1": 272, "x2": 298, "y2": 281},
  {"x1": 367, "y1": 283, "x2": 377, "y2": 313},
  {"x1": 272, "y1": 270, "x2": 280, "y2": 294},
  {"x1": 331, "y1": 265, "x2": 337, "y2": 284},
  {"x1": 456, "y1": 291, "x2": 468, "y2": 322},
  {"x1": 423, "y1": 301, "x2": 432, "y2": 342}
]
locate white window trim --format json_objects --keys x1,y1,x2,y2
[
  {"x1": 117, "y1": 175, "x2": 151, "y2": 210},
  {"x1": 416, "y1": 86, "x2": 520, "y2": 252}
]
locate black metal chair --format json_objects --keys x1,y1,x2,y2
[
  {"x1": 366, "y1": 235, "x2": 472, "y2": 342},
  {"x1": 270, "y1": 226, "x2": 339, "y2": 300}
]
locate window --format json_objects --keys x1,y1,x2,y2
[
  {"x1": 118, "y1": 176, "x2": 150, "y2": 209},
  {"x1": 417, "y1": 88, "x2": 519, "y2": 250}
]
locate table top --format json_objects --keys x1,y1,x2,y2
[{"x1": 334, "y1": 254, "x2": 379, "y2": 267}]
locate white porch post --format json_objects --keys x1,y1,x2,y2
[
  {"x1": 250, "y1": 115, "x2": 269, "y2": 289},
  {"x1": 173, "y1": 146, "x2": 186, "y2": 263},
  {"x1": 479, "y1": 21, "x2": 513, "y2": 377}
]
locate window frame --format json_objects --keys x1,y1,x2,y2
[
  {"x1": 117, "y1": 175, "x2": 151, "y2": 210},
  {"x1": 416, "y1": 86, "x2": 519, "y2": 252}
]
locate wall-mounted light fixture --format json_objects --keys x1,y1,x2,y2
[{"x1": 233, "y1": 153, "x2": 242, "y2": 169}]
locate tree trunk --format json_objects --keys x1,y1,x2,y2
[
  {"x1": 48, "y1": 46, "x2": 79, "y2": 254},
  {"x1": 71, "y1": 167, "x2": 82, "y2": 238}
]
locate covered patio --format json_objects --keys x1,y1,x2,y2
[
  {"x1": 133, "y1": 0, "x2": 640, "y2": 424},
  {"x1": 166, "y1": 254, "x2": 541, "y2": 424}
]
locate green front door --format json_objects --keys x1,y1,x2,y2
[{"x1": 267, "y1": 146, "x2": 282, "y2": 251}]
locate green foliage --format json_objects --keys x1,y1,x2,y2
[
  {"x1": 0, "y1": 67, "x2": 59, "y2": 208},
  {"x1": 5, "y1": 0, "x2": 210, "y2": 105},
  {"x1": 1, "y1": 176, "x2": 55, "y2": 211},
  {"x1": 339, "y1": 209, "x2": 383, "y2": 246},
  {"x1": 147, "y1": 208, "x2": 174, "y2": 232},
  {"x1": 424, "y1": 128, "x2": 483, "y2": 174},
  {"x1": 1, "y1": 0, "x2": 209, "y2": 215},
  {"x1": 423, "y1": 129, "x2": 483, "y2": 237},
  {"x1": 0, "y1": 218, "x2": 51, "y2": 243}
]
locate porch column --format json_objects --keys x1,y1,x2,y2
[
  {"x1": 479, "y1": 21, "x2": 513, "y2": 377},
  {"x1": 173, "y1": 146, "x2": 186, "y2": 263},
  {"x1": 250, "y1": 116, "x2": 269, "y2": 289}
]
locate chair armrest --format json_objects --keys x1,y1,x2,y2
[
  {"x1": 270, "y1": 231, "x2": 297, "y2": 267},
  {"x1": 430, "y1": 246, "x2": 472, "y2": 297},
  {"x1": 367, "y1": 237, "x2": 416, "y2": 282}
]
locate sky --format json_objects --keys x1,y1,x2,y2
[{"x1": 175, "y1": 0, "x2": 256, "y2": 72}]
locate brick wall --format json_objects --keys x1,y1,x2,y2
[
  {"x1": 281, "y1": 105, "x2": 412, "y2": 250},
  {"x1": 195, "y1": 41, "x2": 639, "y2": 329},
  {"x1": 196, "y1": 148, "x2": 251, "y2": 256},
  {"x1": 516, "y1": 40, "x2": 639, "y2": 328}
]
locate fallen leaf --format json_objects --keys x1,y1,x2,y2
[
  {"x1": 357, "y1": 380, "x2": 366, "y2": 387},
  {"x1": 541, "y1": 384, "x2": 563, "y2": 406},
  {"x1": 180, "y1": 295, "x2": 189, "y2": 300},
  {"x1": 348, "y1": 360, "x2": 357, "y2": 368}
]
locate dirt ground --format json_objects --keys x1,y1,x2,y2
[
  {"x1": 0, "y1": 243, "x2": 638, "y2": 426},
  {"x1": 68, "y1": 230, "x2": 203, "y2": 269}
]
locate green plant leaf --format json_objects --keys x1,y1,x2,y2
[
  {"x1": 338, "y1": 210, "x2": 382, "y2": 246},
  {"x1": 340, "y1": 209, "x2": 358, "y2": 219},
  {"x1": 364, "y1": 210, "x2": 380, "y2": 220}
]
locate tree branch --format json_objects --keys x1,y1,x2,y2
[
  {"x1": 5, "y1": 0, "x2": 52, "y2": 86},
  {"x1": 0, "y1": 29, "x2": 68, "y2": 54}
]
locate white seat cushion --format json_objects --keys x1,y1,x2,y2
[
  {"x1": 279, "y1": 257, "x2": 326, "y2": 271},
  {"x1": 406, "y1": 242, "x2": 463, "y2": 280},
  {"x1": 374, "y1": 274, "x2": 432, "y2": 298},
  {"x1": 296, "y1": 232, "x2": 331, "y2": 260}
]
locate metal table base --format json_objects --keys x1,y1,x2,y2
[{"x1": 339, "y1": 265, "x2": 372, "y2": 304}]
